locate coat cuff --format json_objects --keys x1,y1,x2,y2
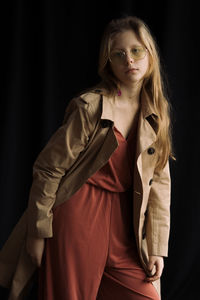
[
  {"x1": 27, "y1": 214, "x2": 53, "y2": 238},
  {"x1": 147, "y1": 242, "x2": 168, "y2": 257}
]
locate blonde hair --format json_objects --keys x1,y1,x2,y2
[{"x1": 95, "y1": 15, "x2": 175, "y2": 170}]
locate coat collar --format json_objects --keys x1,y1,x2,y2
[
  {"x1": 95, "y1": 87, "x2": 158, "y2": 159},
  {"x1": 96, "y1": 88, "x2": 157, "y2": 121},
  {"x1": 98, "y1": 86, "x2": 158, "y2": 122}
]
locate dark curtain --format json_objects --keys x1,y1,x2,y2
[{"x1": 1, "y1": 1, "x2": 199, "y2": 299}]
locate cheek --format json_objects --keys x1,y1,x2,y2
[
  {"x1": 110, "y1": 65, "x2": 123, "y2": 79},
  {"x1": 137, "y1": 59, "x2": 149, "y2": 76}
]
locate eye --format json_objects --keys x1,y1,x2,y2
[
  {"x1": 131, "y1": 46, "x2": 145, "y2": 56},
  {"x1": 110, "y1": 50, "x2": 126, "y2": 63},
  {"x1": 113, "y1": 51, "x2": 125, "y2": 58}
]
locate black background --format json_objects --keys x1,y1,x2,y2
[{"x1": 1, "y1": 0, "x2": 199, "y2": 299}]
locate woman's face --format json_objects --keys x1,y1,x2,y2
[{"x1": 109, "y1": 30, "x2": 149, "y2": 87}]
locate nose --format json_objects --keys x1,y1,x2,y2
[{"x1": 125, "y1": 54, "x2": 134, "y2": 65}]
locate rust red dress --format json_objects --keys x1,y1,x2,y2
[{"x1": 38, "y1": 124, "x2": 160, "y2": 300}]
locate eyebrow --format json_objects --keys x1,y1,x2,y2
[{"x1": 112, "y1": 44, "x2": 142, "y2": 51}]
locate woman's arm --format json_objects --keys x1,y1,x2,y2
[
  {"x1": 27, "y1": 97, "x2": 93, "y2": 239},
  {"x1": 26, "y1": 236, "x2": 45, "y2": 267},
  {"x1": 145, "y1": 160, "x2": 171, "y2": 257},
  {"x1": 144, "y1": 160, "x2": 171, "y2": 281}
]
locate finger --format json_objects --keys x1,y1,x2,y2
[
  {"x1": 146, "y1": 264, "x2": 163, "y2": 282},
  {"x1": 155, "y1": 260, "x2": 164, "y2": 277},
  {"x1": 147, "y1": 259, "x2": 155, "y2": 272},
  {"x1": 146, "y1": 274, "x2": 160, "y2": 282}
]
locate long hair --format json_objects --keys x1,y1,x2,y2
[{"x1": 95, "y1": 15, "x2": 175, "y2": 170}]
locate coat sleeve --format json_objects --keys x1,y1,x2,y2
[
  {"x1": 27, "y1": 97, "x2": 93, "y2": 238},
  {"x1": 145, "y1": 160, "x2": 171, "y2": 257}
]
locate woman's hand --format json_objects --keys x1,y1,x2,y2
[
  {"x1": 146, "y1": 255, "x2": 164, "y2": 282},
  {"x1": 26, "y1": 236, "x2": 45, "y2": 267}
]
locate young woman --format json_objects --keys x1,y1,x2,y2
[{"x1": 0, "y1": 15, "x2": 174, "y2": 300}]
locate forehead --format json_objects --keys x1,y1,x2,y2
[{"x1": 111, "y1": 30, "x2": 142, "y2": 49}]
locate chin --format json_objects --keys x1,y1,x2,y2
[{"x1": 127, "y1": 77, "x2": 143, "y2": 85}]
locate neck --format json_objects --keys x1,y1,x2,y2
[{"x1": 117, "y1": 81, "x2": 143, "y2": 104}]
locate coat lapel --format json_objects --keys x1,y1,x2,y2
[
  {"x1": 135, "y1": 115, "x2": 157, "y2": 176},
  {"x1": 133, "y1": 110, "x2": 157, "y2": 249},
  {"x1": 135, "y1": 87, "x2": 158, "y2": 177},
  {"x1": 131, "y1": 87, "x2": 159, "y2": 272},
  {"x1": 99, "y1": 87, "x2": 158, "y2": 184}
]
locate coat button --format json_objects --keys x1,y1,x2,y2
[
  {"x1": 101, "y1": 119, "x2": 111, "y2": 128},
  {"x1": 149, "y1": 179, "x2": 153, "y2": 185},
  {"x1": 147, "y1": 147, "x2": 155, "y2": 155}
]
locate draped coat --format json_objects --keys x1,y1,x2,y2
[{"x1": 0, "y1": 88, "x2": 171, "y2": 300}]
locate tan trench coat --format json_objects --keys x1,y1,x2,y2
[{"x1": 0, "y1": 88, "x2": 171, "y2": 300}]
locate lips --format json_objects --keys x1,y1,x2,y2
[{"x1": 126, "y1": 68, "x2": 138, "y2": 73}]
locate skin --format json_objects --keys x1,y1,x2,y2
[
  {"x1": 110, "y1": 30, "x2": 149, "y2": 95},
  {"x1": 105, "y1": 30, "x2": 150, "y2": 140},
  {"x1": 26, "y1": 30, "x2": 164, "y2": 283},
  {"x1": 26, "y1": 236, "x2": 44, "y2": 267}
]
